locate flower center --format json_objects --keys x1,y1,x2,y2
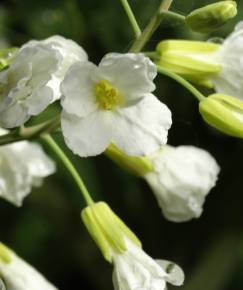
[{"x1": 95, "y1": 80, "x2": 122, "y2": 110}]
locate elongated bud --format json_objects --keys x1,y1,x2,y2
[
  {"x1": 186, "y1": 1, "x2": 237, "y2": 33},
  {"x1": 199, "y1": 93, "x2": 243, "y2": 137},
  {"x1": 156, "y1": 40, "x2": 221, "y2": 87},
  {"x1": 105, "y1": 143, "x2": 153, "y2": 177},
  {"x1": 81, "y1": 202, "x2": 141, "y2": 262}
]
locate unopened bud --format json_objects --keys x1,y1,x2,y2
[
  {"x1": 186, "y1": 1, "x2": 237, "y2": 33},
  {"x1": 199, "y1": 93, "x2": 243, "y2": 137},
  {"x1": 81, "y1": 202, "x2": 141, "y2": 262}
]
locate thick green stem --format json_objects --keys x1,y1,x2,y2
[
  {"x1": 129, "y1": 0, "x2": 174, "y2": 52},
  {"x1": 119, "y1": 0, "x2": 141, "y2": 38},
  {"x1": 157, "y1": 65, "x2": 205, "y2": 102},
  {"x1": 41, "y1": 134, "x2": 94, "y2": 206},
  {"x1": 0, "y1": 116, "x2": 61, "y2": 146}
]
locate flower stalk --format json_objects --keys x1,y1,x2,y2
[
  {"x1": 157, "y1": 65, "x2": 206, "y2": 102},
  {"x1": 41, "y1": 134, "x2": 94, "y2": 206},
  {"x1": 129, "y1": 0, "x2": 174, "y2": 52},
  {"x1": 119, "y1": 0, "x2": 141, "y2": 38}
]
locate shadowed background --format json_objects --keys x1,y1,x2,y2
[{"x1": 0, "y1": 0, "x2": 243, "y2": 289}]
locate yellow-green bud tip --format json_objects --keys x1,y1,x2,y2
[
  {"x1": 81, "y1": 202, "x2": 141, "y2": 263},
  {"x1": 0, "y1": 243, "x2": 12, "y2": 264},
  {"x1": 186, "y1": 1, "x2": 237, "y2": 33},
  {"x1": 199, "y1": 93, "x2": 243, "y2": 138}
]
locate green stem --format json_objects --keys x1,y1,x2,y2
[
  {"x1": 129, "y1": 0, "x2": 174, "y2": 52},
  {"x1": 41, "y1": 134, "x2": 94, "y2": 206},
  {"x1": 119, "y1": 0, "x2": 141, "y2": 38},
  {"x1": 157, "y1": 65, "x2": 205, "y2": 102},
  {"x1": 162, "y1": 10, "x2": 186, "y2": 22},
  {"x1": 0, "y1": 115, "x2": 61, "y2": 146}
]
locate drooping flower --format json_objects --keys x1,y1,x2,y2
[
  {"x1": 0, "y1": 242, "x2": 59, "y2": 290},
  {"x1": 0, "y1": 130, "x2": 55, "y2": 206},
  {"x1": 0, "y1": 35, "x2": 87, "y2": 128},
  {"x1": 82, "y1": 202, "x2": 184, "y2": 290},
  {"x1": 105, "y1": 144, "x2": 220, "y2": 222},
  {"x1": 144, "y1": 145, "x2": 220, "y2": 222},
  {"x1": 156, "y1": 21, "x2": 243, "y2": 100},
  {"x1": 61, "y1": 53, "x2": 172, "y2": 157}
]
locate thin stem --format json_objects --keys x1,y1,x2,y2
[
  {"x1": 129, "y1": 0, "x2": 174, "y2": 52},
  {"x1": 157, "y1": 65, "x2": 205, "y2": 102},
  {"x1": 42, "y1": 134, "x2": 94, "y2": 206},
  {"x1": 162, "y1": 10, "x2": 186, "y2": 22},
  {"x1": 119, "y1": 0, "x2": 141, "y2": 38},
  {"x1": 0, "y1": 115, "x2": 61, "y2": 146}
]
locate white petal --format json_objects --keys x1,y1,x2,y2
[
  {"x1": 0, "y1": 43, "x2": 61, "y2": 128},
  {"x1": 0, "y1": 141, "x2": 55, "y2": 206},
  {"x1": 112, "y1": 239, "x2": 170, "y2": 290},
  {"x1": 61, "y1": 110, "x2": 112, "y2": 157},
  {"x1": 212, "y1": 21, "x2": 243, "y2": 100},
  {"x1": 60, "y1": 62, "x2": 98, "y2": 117},
  {"x1": 25, "y1": 86, "x2": 53, "y2": 115},
  {"x1": 0, "y1": 245, "x2": 59, "y2": 290},
  {"x1": 96, "y1": 53, "x2": 157, "y2": 102},
  {"x1": 112, "y1": 94, "x2": 172, "y2": 156},
  {"x1": 156, "y1": 260, "x2": 184, "y2": 286},
  {"x1": 145, "y1": 145, "x2": 220, "y2": 222},
  {"x1": 0, "y1": 103, "x2": 29, "y2": 128}
]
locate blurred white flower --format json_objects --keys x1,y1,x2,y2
[
  {"x1": 113, "y1": 238, "x2": 184, "y2": 290},
  {"x1": 0, "y1": 35, "x2": 87, "y2": 128},
  {"x1": 145, "y1": 145, "x2": 220, "y2": 222},
  {"x1": 212, "y1": 21, "x2": 243, "y2": 100},
  {"x1": 0, "y1": 130, "x2": 55, "y2": 206},
  {"x1": 61, "y1": 53, "x2": 172, "y2": 157},
  {"x1": 0, "y1": 242, "x2": 59, "y2": 290}
]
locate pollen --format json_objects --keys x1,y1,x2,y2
[{"x1": 95, "y1": 80, "x2": 122, "y2": 110}]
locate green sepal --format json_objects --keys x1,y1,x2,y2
[
  {"x1": 0, "y1": 243, "x2": 12, "y2": 264},
  {"x1": 156, "y1": 40, "x2": 221, "y2": 87},
  {"x1": 105, "y1": 143, "x2": 153, "y2": 177},
  {"x1": 81, "y1": 202, "x2": 141, "y2": 263},
  {"x1": 186, "y1": 1, "x2": 237, "y2": 33},
  {"x1": 0, "y1": 47, "x2": 18, "y2": 71},
  {"x1": 199, "y1": 93, "x2": 243, "y2": 138}
]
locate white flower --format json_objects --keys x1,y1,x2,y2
[
  {"x1": 61, "y1": 53, "x2": 172, "y2": 157},
  {"x1": 112, "y1": 238, "x2": 184, "y2": 290},
  {"x1": 144, "y1": 145, "x2": 220, "y2": 222},
  {"x1": 211, "y1": 21, "x2": 243, "y2": 100},
  {"x1": 0, "y1": 243, "x2": 59, "y2": 290},
  {"x1": 82, "y1": 202, "x2": 184, "y2": 290},
  {"x1": 0, "y1": 131, "x2": 55, "y2": 206},
  {"x1": 0, "y1": 35, "x2": 87, "y2": 128}
]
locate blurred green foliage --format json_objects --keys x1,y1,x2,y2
[{"x1": 0, "y1": 0, "x2": 243, "y2": 289}]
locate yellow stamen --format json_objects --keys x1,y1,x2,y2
[{"x1": 95, "y1": 80, "x2": 122, "y2": 110}]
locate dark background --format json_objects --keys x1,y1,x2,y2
[{"x1": 0, "y1": 0, "x2": 243, "y2": 289}]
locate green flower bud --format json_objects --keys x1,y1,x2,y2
[
  {"x1": 156, "y1": 40, "x2": 221, "y2": 87},
  {"x1": 105, "y1": 143, "x2": 153, "y2": 177},
  {"x1": 199, "y1": 93, "x2": 243, "y2": 138},
  {"x1": 186, "y1": 1, "x2": 237, "y2": 33},
  {"x1": 0, "y1": 243, "x2": 12, "y2": 264},
  {"x1": 81, "y1": 202, "x2": 141, "y2": 262}
]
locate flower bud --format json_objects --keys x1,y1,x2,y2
[
  {"x1": 156, "y1": 40, "x2": 221, "y2": 87},
  {"x1": 81, "y1": 202, "x2": 141, "y2": 262},
  {"x1": 105, "y1": 143, "x2": 153, "y2": 177},
  {"x1": 199, "y1": 93, "x2": 243, "y2": 137},
  {"x1": 186, "y1": 1, "x2": 237, "y2": 33}
]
